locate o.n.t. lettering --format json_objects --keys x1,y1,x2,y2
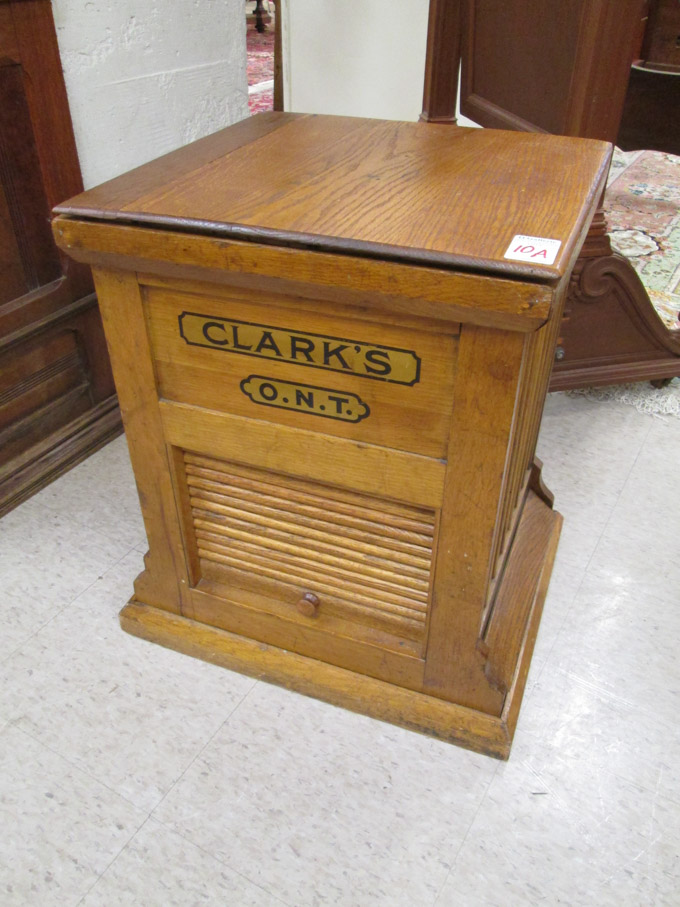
[{"x1": 240, "y1": 374, "x2": 370, "y2": 423}]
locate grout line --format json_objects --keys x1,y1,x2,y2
[
  {"x1": 8, "y1": 723, "x2": 151, "y2": 815},
  {"x1": 146, "y1": 819, "x2": 293, "y2": 907},
  {"x1": 146, "y1": 680, "x2": 259, "y2": 820},
  {"x1": 531, "y1": 411, "x2": 656, "y2": 676},
  {"x1": 594, "y1": 417, "x2": 655, "y2": 545},
  {"x1": 432, "y1": 760, "x2": 501, "y2": 906},
  {"x1": 0, "y1": 541, "x2": 141, "y2": 666},
  {"x1": 529, "y1": 406, "x2": 657, "y2": 684},
  {"x1": 528, "y1": 568, "x2": 589, "y2": 688},
  {"x1": 135, "y1": 681, "x2": 295, "y2": 903},
  {"x1": 74, "y1": 814, "x2": 155, "y2": 907},
  {"x1": 1, "y1": 670, "x2": 260, "y2": 822}
]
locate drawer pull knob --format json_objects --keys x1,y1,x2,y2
[{"x1": 297, "y1": 592, "x2": 320, "y2": 618}]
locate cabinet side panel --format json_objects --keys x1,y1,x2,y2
[
  {"x1": 91, "y1": 267, "x2": 191, "y2": 613},
  {"x1": 423, "y1": 324, "x2": 526, "y2": 715}
]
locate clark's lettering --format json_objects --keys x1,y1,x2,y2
[{"x1": 179, "y1": 312, "x2": 420, "y2": 385}]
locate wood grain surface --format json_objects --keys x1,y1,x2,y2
[
  {"x1": 119, "y1": 599, "x2": 512, "y2": 758},
  {"x1": 144, "y1": 281, "x2": 459, "y2": 458},
  {"x1": 55, "y1": 113, "x2": 610, "y2": 281},
  {"x1": 53, "y1": 219, "x2": 554, "y2": 332}
]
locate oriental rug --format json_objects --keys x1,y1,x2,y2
[
  {"x1": 566, "y1": 378, "x2": 680, "y2": 418},
  {"x1": 606, "y1": 147, "x2": 680, "y2": 332},
  {"x1": 565, "y1": 149, "x2": 680, "y2": 415}
]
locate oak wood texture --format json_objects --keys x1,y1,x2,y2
[
  {"x1": 0, "y1": 0, "x2": 120, "y2": 516},
  {"x1": 55, "y1": 113, "x2": 609, "y2": 283},
  {"x1": 421, "y1": 0, "x2": 680, "y2": 389},
  {"x1": 90, "y1": 268, "x2": 192, "y2": 614},
  {"x1": 184, "y1": 454, "x2": 436, "y2": 646},
  {"x1": 53, "y1": 113, "x2": 605, "y2": 757},
  {"x1": 144, "y1": 282, "x2": 459, "y2": 458},
  {"x1": 53, "y1": 220, "x2": 554, "y2": 333},
  {"x1": 119, "y1": 494, "x2": 562, "y2": 760},
  {"x1": 158, "y1": 400, "x2": 447, "y2": 510}
]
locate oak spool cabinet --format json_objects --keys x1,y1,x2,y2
[{"x1": 53, "y1": 113, "x2": 609, "y2": 758}]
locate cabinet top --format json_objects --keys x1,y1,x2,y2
[{"x1": 55, "y1": 112, "x2": 610, "y2": 282}]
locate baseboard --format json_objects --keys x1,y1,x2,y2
[{"x1": 0, "y1": 395, "x2": 123, "y2": 517}]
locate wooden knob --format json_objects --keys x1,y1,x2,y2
[{"x1": 296, "y1": 592, "x2": 320, "y2": 618}]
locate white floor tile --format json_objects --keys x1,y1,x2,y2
[
  {"x1": 436, "y1": 735, "x2": 680, "y2": 906},
  {"x1": 1, "y1": 391, "x2": 679, "y2": 904},
  {"x1": 528, "y1": 547, "x2": 587, "y2": 677},
  {"x1": 0, "y1": 554, "x2": 256, "y2": 811},
  {"x1": 30, "y1": 435, "x2": 147, "y2": 550},
  {"x1": 80, "y1": 818, "x2": 285, "y2": 907},
  {"x1": 0, "y1": 497, "x2": 133, "y2": 650},
  {"x1": 153, "y1": 682, "x2": 498, "y2": 906},
  {"x1": 518, "y1": 666, "x2": 680, "y2": 806},
  {"x1": 536, "y1": 393, "x2": 652, "y2": 565},
  {"x1": 550, "y1": 575, "x2": 680, "y2": 720},
  {"x1": 0, "y1": 593, "x2": 50, "y2": 664},
  {"x1": 0, "y1": 724, "x2": 145, "y2": 907}
]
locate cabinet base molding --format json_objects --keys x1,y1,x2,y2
[{"x1": 121, "y1": 507, "x2": 561, "y2": 760}]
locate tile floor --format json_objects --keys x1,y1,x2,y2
[{"x1": 1, "y1": 390, "x2": 679, "y2": 906}]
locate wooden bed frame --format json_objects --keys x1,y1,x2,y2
[{"x1": 422, "y1": 0, "x2": 680, "y2": 390}]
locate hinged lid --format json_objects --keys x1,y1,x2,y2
[{"x1": 54, "y1": 112, "x2": 610, "y2": 281}]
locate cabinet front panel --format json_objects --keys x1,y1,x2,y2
[
  {"x1": 144, "y1": 284, "x2": 458, "y2": 458},
  {"x1": 172, "y1": 448, "x2": 434, "y2": 687}
]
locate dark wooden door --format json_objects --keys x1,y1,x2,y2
[
  {"x1": 428, "y1": 0, "x2": 648, "y2": 143},
  {"x1": 0, "y1": 0, "x2": 121, "y2": 516}
]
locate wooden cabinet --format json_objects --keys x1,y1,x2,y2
[
  {"x1": 640, "y1": 0, "x2": 680, "y2": 71},
  {"x1": 457, "y1": 0, "x2": 679, "y2": 156},
  {"x1": 53, "y1": 113, "x2": 608, "y2": 757},
  {"x1": 619, "y1": 0, "x2": 680, "y2": 154},
  {"x1": 458, "y1": 0, "x2": 647, "y2": 142},
  {"x1": 0, "y1": 0, "x2": 120, "y2": 516}
]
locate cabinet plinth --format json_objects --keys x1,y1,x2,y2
[{"x1": 53, "y1": 113, "x2": 610, "y2": 757}]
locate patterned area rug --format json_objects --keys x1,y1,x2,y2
[
  {"x1": 567, "y1": 151, "x2": 680, "y2": 415},
  {"x1": 567, "y1": 377, "x2": 680, "y2": 417},
  {"x1": 605, "y1": 148, "x2": 680, "y2": 331},
  {"x1": 247, "y1": 7, "x2": 275, "y2": 116},
  {"x1": 249, "y1": 87, "x2": 274, "y2": 115}
]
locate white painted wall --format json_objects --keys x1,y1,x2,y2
[
  {"x1": 52, "y1": 0, "x2": 248, "y2": 189},
  {"x1": 282, "y1": 0, "x2": 429, "y2": 121}
]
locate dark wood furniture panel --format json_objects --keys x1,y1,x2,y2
[
  {"x1": 460, "y1": 0, "x2": 644, "y2": 141},
  {"x1": 618, "y1": 65, "x2": 680, "y2": 154},
  {"x1": 640, "y1": 0, "x2": 680, "y2": 70},
  {"x1": 421, "y1": 0, "x2": 462, "y2": 125},
  {"x1": 0, "y1": 0, "x2": 121, "y2": 516}
]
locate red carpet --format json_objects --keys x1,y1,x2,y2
[{"x1": 247, "y1": 13, "x2": 275, "y2": 115}]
